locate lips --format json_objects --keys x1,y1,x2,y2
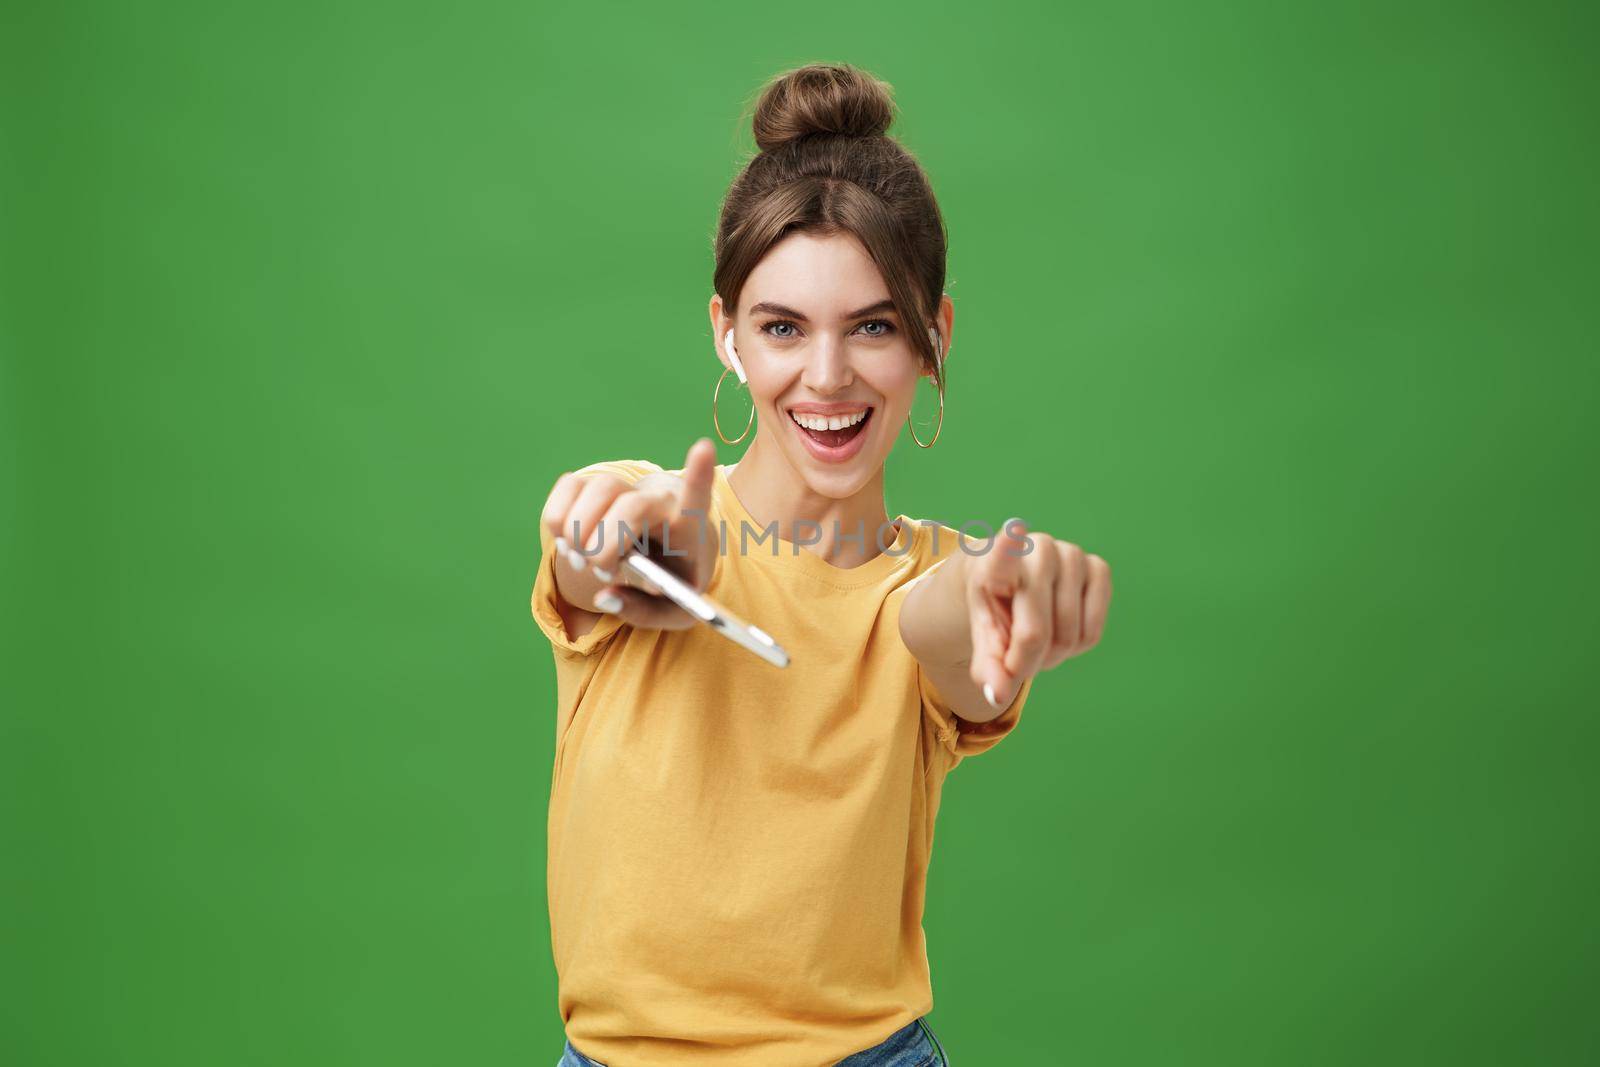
[{"x1": 788, "y1": 406, "x2": 874, "y2": 463}]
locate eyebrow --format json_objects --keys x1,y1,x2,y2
[{"x1": 747, "y1": 299, "x2": 898, "y2": 322}]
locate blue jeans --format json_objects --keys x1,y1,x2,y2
[{"x1": 558, "y1": 1016, "x2": 950, "y2": 1066}]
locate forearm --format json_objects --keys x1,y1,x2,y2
[{"x1": 899, "y1": 549, "x2": 1009, "y2": 723}]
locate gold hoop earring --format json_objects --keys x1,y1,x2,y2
[
  {"x1": 907, "y1": 381, "x2": 944, "y2": 449},
  {"x1": 712, "y1": 365, "x2": 754, "y2": 445}
]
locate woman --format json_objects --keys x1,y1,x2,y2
[{"x1": 532, "y1": 63, "x2": 1112, "y2": 1067}]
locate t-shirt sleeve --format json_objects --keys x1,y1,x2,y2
[
  {"x1": 530, "y1": 458, "x2": 664, "y2": 658},
  {"x1": 919, "y1": 660, "x2": 1032, "y2": 771}
]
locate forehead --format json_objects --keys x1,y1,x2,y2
[{"x1": 743, "y1": 231, "x2": 891, "y2": 316}]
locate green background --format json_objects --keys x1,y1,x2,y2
[{"x1": 4, "y1": 1, "x2": 1596, "y2": 1063}]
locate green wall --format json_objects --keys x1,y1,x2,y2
[{"x1": 4, "y1": 1, "x2": 1595, "y2": 1063}]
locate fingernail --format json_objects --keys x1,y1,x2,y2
[
  {"x1": 983, "y1": 682, "x2": 1000, "y2": 709},
  {"x1": 592, "y1": 565, "x2": 613, "y2": 582},
  {"x1": 555, "y1": 535, "x2": 570, "y2": 554},
  {"x1": 593, "y1": 590, "x2": 623, "y2": 613}
]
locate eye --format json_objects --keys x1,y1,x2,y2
[
  {"x1": 757, "y1": 319, "x2": 898, "y2": 341},
  {"x1": 760, "y1": 320, "x2": 800, "y2": 340}
]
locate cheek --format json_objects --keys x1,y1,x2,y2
[
  {"x1": 736, "y1": 355, "x2": 781, "y2": 397},
  {"x1": 744, "y1": 368, "x2": 786, "y2": 408},
  {"x1": 871, "y1": 367, "x2": 923, "y2": 412}
]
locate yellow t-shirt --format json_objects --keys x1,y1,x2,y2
[{"x1": 531, "y1": 458, "x2": 1032, "y2": 1067}]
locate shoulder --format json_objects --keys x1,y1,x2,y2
[
  {"x1": 897, "y1": 516, "x2": 965, "y2": 586},
  {"x1": 567, "y1": 458, "x2": 667, "y2": 486},
  {"x1": 906, "y1": 517, "x2": 965, "y2": 565}
]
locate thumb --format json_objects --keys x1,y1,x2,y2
[{"x1": 678, "y1": 437, "x2": 716, "y2": 517}]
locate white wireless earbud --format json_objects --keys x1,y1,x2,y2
[{"x1": 723, "y1": 328, "x2": 748, "y2": 385}]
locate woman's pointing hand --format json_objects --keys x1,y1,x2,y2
[{"x1": 965, "y1": 518, "x2": 1113, "y2": 709}]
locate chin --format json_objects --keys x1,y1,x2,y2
[{"x1": 786, "y1": 445, "x2": 884, "y2": 496}]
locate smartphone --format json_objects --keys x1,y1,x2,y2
[{"x1": 620, "y1": 551, "x2": 790, "y2": 668}]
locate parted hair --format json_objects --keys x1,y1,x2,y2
[{"x1": 713, "y1": 63, "x2": 949, "y2": 393}]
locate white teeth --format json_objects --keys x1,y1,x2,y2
[{"x1": 790, "y1": 410, "x2": 868, "y2": 432}]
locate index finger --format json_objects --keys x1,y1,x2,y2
[{"x1": 966, "y1": 578, "x2": 1015, "y2": 709}]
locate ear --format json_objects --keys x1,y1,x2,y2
[
  {"x1": 709, "y1": 293, "x2": 748, "y2": 384},
  {"x1": 709, "y1": 293, "x2": 736, "y2": 376},
  {"x1": 927, "y1": 292, "x2": 954, "y2": 378}
]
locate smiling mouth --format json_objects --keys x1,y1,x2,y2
[{"x1": 788, "y1": 407, "x2": 873, "y2": 448}]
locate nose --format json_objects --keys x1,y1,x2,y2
[{"x1": 800, "y1": 335, "x2": 853, "y2": 394}]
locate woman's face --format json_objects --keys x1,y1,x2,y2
[{"x1": 713, "y1": 230, "x2": 939, "y2": 499}]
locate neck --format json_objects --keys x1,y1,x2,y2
[{"x1": 726, "y1": 427, "x2": 896, "y2": 569}]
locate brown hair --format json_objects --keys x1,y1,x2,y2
[{"x1": 713, "y1": 63, "x2": 949, "y2": 393}]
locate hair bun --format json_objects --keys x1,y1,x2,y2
[{"x1": 751, "y1": 63, "x2": 896, "y2": 153}]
